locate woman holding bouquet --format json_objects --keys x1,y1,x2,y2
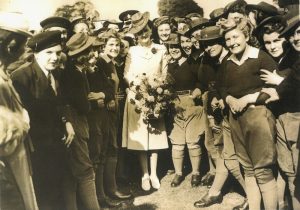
[
  {"x1": 122, "y1": 11, "x2": 168, "y2": 191},
  {"x1": 165, "y1": 33, "x2": 206, "y2": 188}
]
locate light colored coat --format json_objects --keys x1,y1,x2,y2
[{"x1": 122, "y1": 43, "x2": 168, "y2": 150}]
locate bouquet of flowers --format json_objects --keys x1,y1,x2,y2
[{"x1": 129, "y1": 72, "x2": 176, "y2": 121}]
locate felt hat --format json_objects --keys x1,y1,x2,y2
[
  {"x1": 128, "y1": 12, "x2": 150, "y2": 34},
  {"x1": 165, "y1": 33, "x2": 180, "y2": 45},
  {"x1": 102, "y1": 19, "x2": 123, "y2": 28},
  {"x1": 27, "y1": 31, "x2": 62, "y2": 52},
  {"x1": 0, "y1": 11, "x2": 32, "y2": 37},
  {"x1": 70, "y1": 16, "x2": 88, "y2": 27},
  {"x1": 246, "y1": 2, "x2": 279, "y2": 16},
  {"x1": 224, "y1": 0, "x2": 247, "y2": 14},
  {"x1": 66, "y1": 33, "x2": 96, "y2": 56},
  {"x1": 40, "y1": 16, "x2": 71, "y2": 30},
  {"x1": 186, "y1": 13, "x2": 202, "y2": 19},
  {"x1": 186, "y1": 17, "x2": 213, "y2": 36},
  {"x1": 280, "y1": 15, "x2": 300, "y2": 37},
  {"x1": 199, "y1": 26, "x2": 223, "y2": 41},
  {"x1": 254, "y1": 15, "x2": 284, "y2": 35},
  {"x1": 209, "y1": 8, "x2": 226, "y2": 22},
  {"x1": 119, "y1": 10, "x2": 139, "y2": 21},
  {"x1": 153, "y1": 16, "x2": 170, "y2": 28}
]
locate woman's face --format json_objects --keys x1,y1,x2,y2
[
  {"x1": 169, "y1": 45, "x2": 182, "y2": 60},
  {"x1": 136, "y1": 25, "x2": 152, "y2": 45},
  {"x1": 180, "y1": 36, "x2": 192, "y2": 55},
  {"x1": 191, "y1": 29, "x2": 201, "y2": 49},
  {"x1": 204, "y1": 43, "x2": 223, "y2": 58},
  {"x1": 289, "y1": 26, "x2": 300, "y2": 52},
  {"x1": 225, "y1": 28, "x2": 248, "y2": 55},
  {"x1": 227, "y1": 12, "x2": 245, "y2": 24},
  {"x1": 103, "y1": 38, "x2": 120, "y2": 58},
  {"x1": 263, "y1": 32, "x2": 285, "y2": 58},
  {"x1": 157, "y1": 23, "x2": 171, "y2": 42},
  {"x1": 120, "y1": 39, "x2": 130, "y2": 57},
  {"x1": 73, "y1": 22, "x2": 89, "y2": 34}
]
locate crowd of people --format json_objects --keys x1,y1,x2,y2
[{"x1": 0, "y1": 0, "x2": 299, "y2": 210}]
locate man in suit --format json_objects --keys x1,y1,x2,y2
[{"x1": 11, "y1": 30, "x2": 75, "y2": 210}]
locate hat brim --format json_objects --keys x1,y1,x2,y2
[
  {"x1": 253, "y1": 15, "x2": 283, "y2": 35},
  {"x1": 119, "y1": 10, "x2": 139, "y2": 21},
  {"x1": 280, "y1": 17, "x2": 300, "y2": 37},
  {"x1": 129, "y1": 12, "x2": 150, "y2": 34},
  {"x1": 199, "y1": 36, "x2": 223, "y2": 42},
  {"x1": 186, "y1": 21, "x2": 215, "y2": 36},
  {"x1": 0, "y1": 26, "x2": 32, "y2": 37},
  {"x1": 68, "y1": 36, "x2": 96, "y2": 56},
  {"x1": 246, "y1": 4, "x2": 279, "y2": 15}
]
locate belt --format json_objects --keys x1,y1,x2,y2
[
  {"x1": 116, "y1": 92, "x2": 126, "y2": 100},
  {"x1": 175, "y1": 90, "x2": 191, "y2": 95}
]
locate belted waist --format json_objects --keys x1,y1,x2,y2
[
  {"x1": 175, "y1": 90, "x2": 192, "y2": 95},
  {"x1": 116, "y1": 92, "x2": 126, "y2": 100}
]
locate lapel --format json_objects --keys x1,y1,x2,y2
[{"x1": 31, "y1": 59, "x2": 56, "y2": 97}]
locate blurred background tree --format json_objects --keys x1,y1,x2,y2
[{"x1": 157, "y1": 0, "x2": 203, "y2": 17}]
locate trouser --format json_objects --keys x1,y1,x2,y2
[
  {"x1": 229, "y1": 106, "x2": 276, "y2": 184},
  {"x1": 4, "y1": 141, "x2": 38, "y2": 210},
  {"x1": 31, "y1": 142, "x2": 65, "y2": 210},
  {"x1": 276, "y1": 112, "x2": 300, "y2": 209},
  {"x1": 64, "y1": 111, "x2": 99, "y2": 210}
]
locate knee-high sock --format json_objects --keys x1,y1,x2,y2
[
  {"x1": 78, "y1": 180, "x2": 100, "y2": 210},
  {"x1": 259, "y1": 178, "x2": 278, "y2": 210},
  {"x1": 104, "y1": 156, "x2": 118, "y2": 195},
  {"x1": 209, "y1": 158, "x2": 229, "y2": 196},
  {"x1": 172, "y1": 149, "x2": 184, "y2": 175},
  {"x1": 188, "y1": 148, "x2": 201, "y2": 175},
  {"x1": 225, "y1": 159, "x2": 246, "y2": 192},
  {"x1": 245, "y1": 176, "x2": 261, "y2": 210},
  {"x1": 150, "y1": 152, "x2": 158, "y2": 177}
]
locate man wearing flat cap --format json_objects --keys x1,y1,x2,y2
[
  {"x1": 11, "y1": 30, "x2": 75, "y2": 210},
  {"x1": 0, "y1": 11, "x2": 38, "y2": 210},
  {"x1": 62, "y1": 32, "x2": 101, "y2": 210}
]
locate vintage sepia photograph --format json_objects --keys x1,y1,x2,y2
[{"x1": 0, "y1": 0, "x2": 299, "y2": 209}]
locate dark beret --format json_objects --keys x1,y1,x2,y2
[
  {"x1": 40, "y1": 16, "x2": 71, "y2": 30},
  {"x1": 27, "y1": 31, "x2": 62, "y2": 52}
]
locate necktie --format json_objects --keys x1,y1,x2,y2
[{"x1": 47, "y1": 71, "x2": 57, "y2": 95}]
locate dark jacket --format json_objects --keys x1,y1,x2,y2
[
  {"x1": 11, "y1": 60, "x2": 68, "y2": 149},
  {"x1": 61, "y1": 62, "x2": 91, "y2": 115}
]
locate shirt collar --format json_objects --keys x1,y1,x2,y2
[
  {"x1": 219, "y1": 48, "x2": 229, "y2": 63},
  {"x1": 227, "y1": 45, "x2": 259, "y2": 66},
  {"x1": 178, "y1": 57, "x2": 187, "y2": 66}
]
